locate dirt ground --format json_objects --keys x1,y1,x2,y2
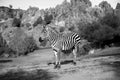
[{"x1": 1, "y1": 47, "x2": 120, "y2": 80}]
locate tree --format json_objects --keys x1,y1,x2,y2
[
  {"x1": 116, "y1": 3, "x2": 120, "y2": 10},
  {"x1": 99, "y1": 1, "x2": 114, "y2": 14},
  {"x1": 55, "y1": 0, "x2": 71, "y2": 21},
  {"x1": 81, "y1": 22, "x2": 115, "y2": 48},
  {"x1": 86, "y1": 6, "x2": 105, "y2": 18},
  {"x1": 100, "y1": 13, "x2": 120, "y2": 29}
]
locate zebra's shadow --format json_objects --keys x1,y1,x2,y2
[
  {"x1": 47, "y1": 60, "x2": 75, "y2": 66},
  {"x1": 0, "y1": 59, "x2": 12, "y2": 63}
]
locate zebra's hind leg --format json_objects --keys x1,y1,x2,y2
[
  {"x1": 54, "y1": 50, "x2": 61, "y2": 69},
  {"x1": 72, "y1": 48, "x2": 77, "y2": 65}
]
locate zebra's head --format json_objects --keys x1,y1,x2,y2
[
  {"x1": 41, "y1": 24, "x2": 59, "y2": 38},
  {"x1": 41, "y1": 25, "x2": 48, "y2": 38},
  {"x1": 41, "y1": 25, "x2": 53, "y2": 39}
]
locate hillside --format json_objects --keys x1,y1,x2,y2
[{"x1": 0, "y1": 0, "x2": 120, "y2": 57}]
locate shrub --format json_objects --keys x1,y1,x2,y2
[
  {"x1": 100, "y1": 13, "x2": 120, "y2": 29},
  {"x1": 2, "y1": 27, "x2": 37, "y2": 56},
  {"x1": 0, "y1": 33, "x2": 7, "y2": 56},
  {"x1": 77, "y1": 43, "x2": 92, "y2": 56},
  {"x1": 81, "y1": 22, "x2": 115, "y2": 48},
  {"x1": 0, "y1": 33, "x2": 14, "y2": 57},
  {"x1": 9, "y1": 36, "x2": 38, "y2": 56},
  {"x1": 0, "y1": 33, "x2": 6, "y2": 47},
  {"x1": 12, "y1": 18, "x2": 21, "y2": 27},
  {"x1": 24, "y1": 37, "x2": 38, "y2": 54},
  {"x1": 33, "y1": 16, "x2": 43, "y2": 27},
  {"x1": 8, "y1": 38, "x2": 27, "y2": 56},
  {"x1": 0, "y1": 34, "x2": 6, "y2": 56}
]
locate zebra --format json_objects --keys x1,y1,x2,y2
[{"x1": 40, "y1": 25, "x2": 82, "y2": 69}]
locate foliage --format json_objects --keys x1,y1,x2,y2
[
  {"x1": 33, "y1": 16, "x2": 43, "y2": 27},
  {"x1": 0, "y1": 33, "x2": 7, "y2": 56},
  {"x1": 44, "y1": 14, "x2": 53, "y2": 24},
  {"x1": 99, "y1": 1, "x2": 114, "y2": 14},
  {"x1": 100, "y1": 13, "x2": 120, "y2": 29},
  {"x1": 1, "y1": 0, "x2": 120, "y2": 50},
  {"x1": 24, "y1": 37, "x2": 38, "y2": 54},
  {"x1": 86, "y1": 6, "x2": 105, "y2": 18},
  {"x1": 12, "y1": 18, "x2": 21, "y2": 27},
  {"x1": 116, "y1": 3, "x2": 120, "y2": 10},
  {"x1": 2, "y1": 27, "x2": 37, "y2": 56},
  {"x1": 80, "y1": 22, "x2": 115, "y2": 48},
  {"x1": 0, "y1": 33, "x2": 6, "y2": 47},
  {"x1": 8, "y1": 35, "x2": 38, "y2": 56},
  {"x1": 78, "y1": 43, "x2": 92, "y2": 56},
  {"x1": 0, "y1": 6, "x2": 24, "y2": 20},
  {"x1": 0, "y1": 33, "x2": 14, "y2": 57},
  {"x1": 65, "y1": 12, "x2": 97, "y2": 34}
]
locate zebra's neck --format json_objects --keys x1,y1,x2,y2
[{"x1": 47, "y1": 28, "x2": 61, "y2": 45}]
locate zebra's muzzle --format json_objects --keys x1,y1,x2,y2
[{"x1": 39, "y1": 37, "x2": 44, "y2": 42}]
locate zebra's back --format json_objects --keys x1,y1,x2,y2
[{"x1": 52, "y1": 32, "x2": 81, "y2": 51}]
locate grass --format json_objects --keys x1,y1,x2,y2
[
  {"x1": 79, "y1": 47, "x2": 120, "y2": 60},
  {"x1": 0, "y1": 69, "x2": 56, "y2": 80}
]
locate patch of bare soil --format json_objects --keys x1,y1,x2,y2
[{"x1": 1, "y1": 47, "x2": 120, "y2": 80}]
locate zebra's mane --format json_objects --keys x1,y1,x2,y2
[{"x1": 47, "y1": 25, "x2": 60, "y2": 34}]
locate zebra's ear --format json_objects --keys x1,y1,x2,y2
[
  {"x1": 42, "y1": 25, "x2": 47, "y2": 30},
  {"x1": 43, "y1": 25, "x2": 45, "y2": 28},
  {"x1": 47, "y1": 24, "x2": 53, "y2": 29}
]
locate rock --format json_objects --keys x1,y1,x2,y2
[
  {"x1": 0, "y1": 6, "x2": 24, "y2": 20},
  {"x1": 21, "y1": 7, "x2": 45, "y2": 27}
]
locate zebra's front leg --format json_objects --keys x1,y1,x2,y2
[
  {"x1": 54, "y1": 51, "x2": 61, "y2": 69},
  {"x1": 73, "y1": 48, "x2": 77, "y2": 65}
]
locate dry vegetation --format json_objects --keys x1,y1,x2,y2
[{"x1": 0, "y1": 0, "x2": 120, "y2": 57}]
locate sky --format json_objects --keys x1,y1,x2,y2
[{"x1": 0, "y1": 0, "x2": 120, "y2": 10}]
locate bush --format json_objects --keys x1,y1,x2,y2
[
  {"x1": 33, "y1": 17, "x2": 43, "y2": 27},
  {"x1": 2, "y1": 27, "x2": 37, "y2": 56},
  {"x1": 9, "y1": 36, "x2": 38, "y2": 56},
  {"x1": 8, "y1": 39, "x2": 27, "y2": 56},
  {"x1": 0, "y1": 47, "x2": 15, "y2": 57},
  {"x1": 0, "y1": 33, "x2": 14, "y2": 57},
  {"x1": 100, "y1": 13, "x2": 120, "y2": 29},
  {"x1": 78, "y1": 43, "x2": 92, "y2": 56},
  {"x1": 24, "y1": 37, "x2": 38, "y2": 54},
  {"x1": 81, "y1": 22, "x2": 115, "y2": 48},
  {"x1": 12, "y1": 18, "x2": 21, "y2": 27},
  {"x1": 0, "y1": 33, "x2": 6, "y2": 48},
  {"x1": 0, "y1": 33, "x2": 8, "y2": 56}
]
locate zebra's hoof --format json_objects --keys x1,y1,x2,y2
[
  {"x1": 47, "y1": 63, "x2": 51, "y2": 65},
  {"x1": 72, "y1": 62, "x2": 77, "y2": 65},
  {"x1": 54, "y1": 65, "x2": 61, "y2": 69},
  {"x1": 57, "y1": 65, "x2": 61, "y2": 69}
]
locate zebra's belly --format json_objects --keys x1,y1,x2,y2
[{"x1": 61, "y1": 46, "x2": 75, "y2": 54}]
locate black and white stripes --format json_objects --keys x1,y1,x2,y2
[{"x1": 41, "y1": 25, "x2": 81, "y2": 69}]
